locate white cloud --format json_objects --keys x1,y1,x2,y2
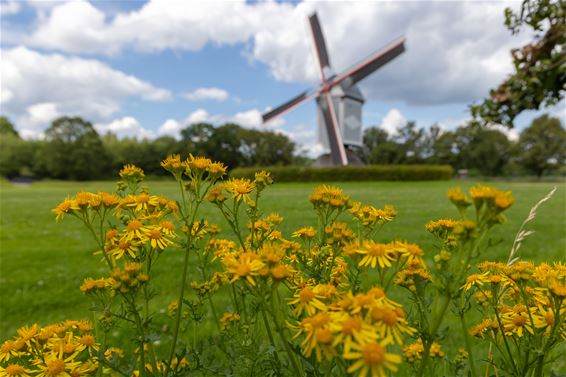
[
  {"x1": 0, "y1": 0, "x2": 21, "y2": 16},
  {"x1": 1, "y1": 46, "x2": 171, "y2": 135},
  {"x1": 25, "y1": 102, "x2": 60, "y2": 127},
  {"x1": 184, "y1": 87, "x2": 229, "y2": 102},
  {"x1": 157, "y1": 119, "x2": 184, "y2": 139},
  {"x1": 95, "y1": 116, "x2": 155, "y2": 140},
  {"x1": 185, "y1": 108, "x2": 211, "y2": 124},
  {"x1": 20, "y1": 1, "x2": 524, "y2": 106},
  {"x1": 379, "y1": 108, "x2": 407, "y2": 136}
]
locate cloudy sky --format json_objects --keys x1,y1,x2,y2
[{"x1": 1, "y1": 0, "x2": 562, "y2": 155}]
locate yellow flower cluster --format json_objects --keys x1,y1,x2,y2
[
  {"x1": 289, "y1": 285, "x2": 414, "y2": 377},
  {"x1": 161, "y1": 154, "x2": 227, "y2": 180},
  {"x1": 402, "y1": 339, "x2": 445, "y2": 363},
  {"x1": 0, "y1": 321, "x2": 98, "y2": 377},
  {"x1": 350, "y1": 202, "x2": 397, "y2": 228},
  {"x1": 220, "y1": 312, "x2": 241, "y2": 331},
  {"x1": 465, "y1": 261, "x2": 565, "y2": 340},
  {"x1": 221, "y1": 242, "x2": 296, "y2": 286},
  {"x1": 309, "y1": 185, "x2": 351, "y2": 210},
  {"x1": 52, "y1": 191, "x2": 120, "y2": 221}
]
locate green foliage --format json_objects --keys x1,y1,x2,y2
[
  {"x1": 0, "y1": 116, "x2": 19, "y2": 137},
  {"x1": 470, "y1": 0, "x2": 565, "y2": 126},
  {"x1": 518, "y1": 114, "x2": 566, "y2": 177},
  {"x1": 230, "y1": 164, "x2": 454, "y2": 182},
  {"x1": 43, "y1": 116, "x2": 112, "y2": 180},
  {"x1": 180, "y1": 123, "x2": 296, "y2": 169},
  {"x1": 0, "y1": 133, "x2": 35, "y2": 177}
]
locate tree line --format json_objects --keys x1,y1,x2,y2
[
  {"x1": 362, "y1": 114, "x2": 565, "y2": 178},
  {"x1": 1, "y1": 114, "x2": 564, "y2": 180},
  {"x1": 0, "y1": 116, "x2": 298, "y2": 180}
]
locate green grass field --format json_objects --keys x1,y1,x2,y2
[{"x1": 1, "y1": 179, "x2": 565, "y2": 343}]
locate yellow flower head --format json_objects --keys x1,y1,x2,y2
[
  {"x1": 448, "y1": 186, "x2": 472, "y2": 209},
  {"x1": 254, "y1": 170, "x2": 273, "y2": 189},
  {"x1": 52, "y1": 197, "x2": 79, "y2": 221},
  {"x1": 292, "y1": 226, "x2": 317, "y2": 240},
  {"x1": 119, "y1": 164, "x2": 145, "y2": 181},
  {"x1": 222, "y1": 252, "x2": 265, "y2": 286},
  {"x1": 160, "y1": 154, "x2": 184, "y2": 176},
  {"x1": 357, "y1": 240, "x2": 397, "y2": 269},
  {"x1": 309, "y1": 185, "x2": 350, "y2": 210},
  {"x1": 185, "y1": 154, "x2": 212, "y2": 173},
  {"x1": 224, "y1": 178, "x2": 256, "y2": 204},
  {"x1": 288, "y1": 286, "x2": 327, "y2": 317},
  {"x1": 462, "y1": 272, "x2": 490, "y2": 291},
  {"x1": 344, "y1": 339, "x2": 401, "y2": 377},
  {"x1": 207, "y1": 161, "x2": 227, "y2": 178}
]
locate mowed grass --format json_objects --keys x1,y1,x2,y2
[{"x1": 1, "y1": 179, "x2": 565, "y2": 341}]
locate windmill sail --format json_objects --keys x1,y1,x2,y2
[{"x1": 261, "y1": 11, "x2": 406, "y2": 166}]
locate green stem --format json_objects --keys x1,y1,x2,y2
[
  {"x1": 270, "y1": 286, "x2": 303, "y2": 376},
  {"x1": 167, "y1": 248, "x2": 190, "y2": 368},
  {"x1": 260, "y1": 306, "x2": 283, "y2": 368},
  {"x1": 459, "y1": 312, "x2": 478, "y2": 377}
]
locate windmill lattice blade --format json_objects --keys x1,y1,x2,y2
[
  {"x1": 262, "y1": 91, "x2": 310, "y2": 123},
  {"x1": 308, "y1": 13, "x2": 331, "y2": 73},
  {"x1": 320, "y1": 92, "x2": 348, "y2": 165},
  {"x1": 332, "y1": 37, "x2": 405, "y2": 87}
]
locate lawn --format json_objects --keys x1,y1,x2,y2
[{"x1": 1, "y1": 178, "x2": 565, "y2": 342}]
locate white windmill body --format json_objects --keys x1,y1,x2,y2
[{"x1": 317, "y1": 82, "x2": 365, "y2": 152}]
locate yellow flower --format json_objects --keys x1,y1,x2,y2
[
  {"x1": 223, "y1": 252, "x2": 265, "y2": 286},
  {"x1": 462, "y1": 272, "x2": 490, "y2": 291},
  {"x1": 447, "y1": 186, "x2": 472, "y2": 209},
  {"x1": 119, "y1": 164, "x2": 144, "y2": 180},
  {"x1": 224, "y1": 178, "x2": 256, "y2": 204},
  {"x1": 369, "y1": 305, "x2": 415, "y2": 344},
  {"x1": 331, "y1": 314, "x2": 377, "y2": 354},
  {"x1": 393, "y1": 240, "x2": 425, "y2": 267},
  {"x1": 80, "y1": 278, "x2": 110, "y2": 293},
  {"x1": 350, "y1": 202, "x2": 397, "y2": 227},
  {"x1": 502, "y1": 306, "x2": 534, "y2": 337},
  {"x1": 288, "y1": 286, "x2": 327, "y2": 317},
  {"x1": 295, "y1": 312, "x2": 336, "y2": 362},
  {"x1": 144, "y1": 227, "x2": 174, "y2": 250},
  {"x1": 110, "y1": 239, "x2": 140, "y2": 260},
  {"x1": 292, "y1": 226, "x2": 317, "y2": 239},
  {"x1": 0, "y1": 364, "x2": 31, "y2": 377},
  {"x1": 35, "y1": 350, "x2": 81, "y2": 377},
  {"x1": 254, "y1": 170, "x2": 273, "y2": 189},
  {"x1": 17, "y1": 324, "x2": 39, "y2": 345},
  {"x1": 207, "y1": 161, "x2": 227, "y2": 178},
  {"x1": 160, "y1": 155, "x2": 184, "y2": 175},
  {"x1": 344, "y1": 339, "x2": 401, "y2": 377},
  {"x1": 357, "y1": 241, "x2": 396, "y2": 269},
  {"x1": 185, "y1": 154, "x2": 212, "y2": 172},
  {"x1": 0, "y1": 340, "x2": 25, "y2": 362},
  {"x1": 402, "y1": 339, "x2": 444, "y2": 363},
  {"x1": 220, "y1": 312, "x2": 241, "y2": 331},
  {"x1": 309, "y1": 185, "x2": 350, "y2": 210},
  {"x1": 52, "y1": 197, "x2": 79, "y2": 221}
]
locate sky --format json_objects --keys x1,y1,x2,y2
[{"x1": 1, "y1": 0, "x2": 564, "y2": 157}]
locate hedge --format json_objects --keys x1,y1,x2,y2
[{"x1": 230, "y1": 164, "x2": 454, "y2": 182}]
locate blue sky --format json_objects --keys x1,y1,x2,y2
[{"x1": 1, "y1": 0, "x2": 563, "y2": 157}]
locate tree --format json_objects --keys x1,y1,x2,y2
[
  {"x1": 471, "y1": 0, "x2": 565, "y2": 126},
  {"x1": 0, "y1": 116, "x2": 19, "y2": 137},
  {"x1": 180, "y1": 123, "x2": 215, "y2": 156},
  {"x1": 455, "y1": 126, "x2": 513, "y2": 176},
  {"x1": 44, "y1": 116, "x2": 111, "y2": 180},
  {"x1": 240, "y1": 129, "x2": 295, "y2": 166},
  {"x1": 518, "y1": 114, "x2": 566, "y2": 177}
]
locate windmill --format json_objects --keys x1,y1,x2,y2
[{"x1": 262, "y1": 12, "x2": 406, "y2": 166}]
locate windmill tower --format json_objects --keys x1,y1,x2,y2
[{"x1": 262, "y1": 12, "x2": 406, "y2": 166}]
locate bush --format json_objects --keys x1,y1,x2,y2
[{"x1": 230, "y1": 164, "x2": 454, "y2": 182}]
